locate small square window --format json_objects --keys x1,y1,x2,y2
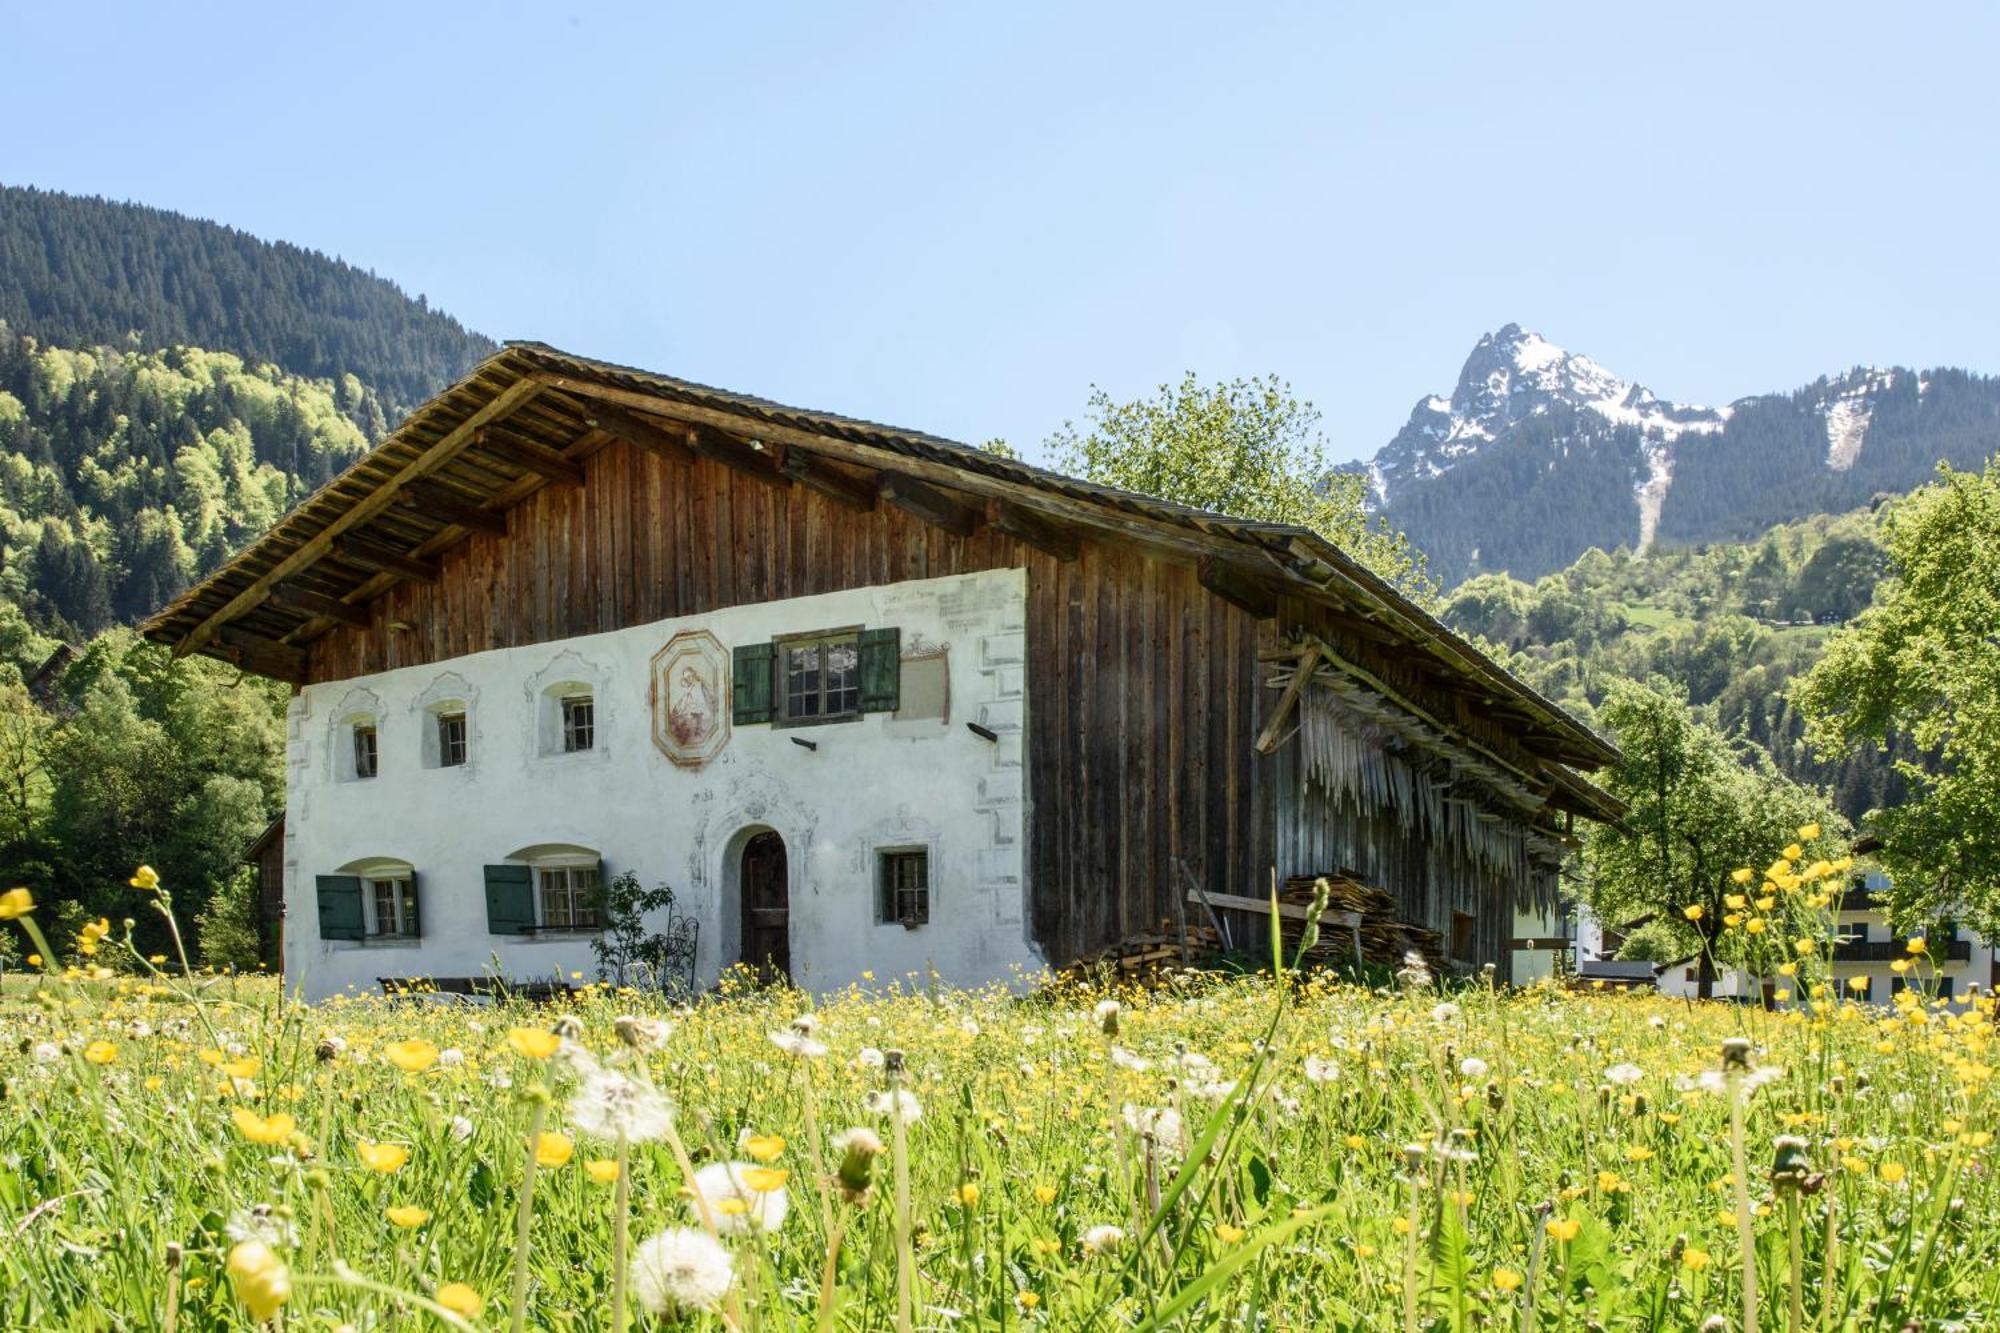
[
  {"x1": 878, "y1": 848, "x2": 929, "y2": 927},
  {"x1": 437, "y1": 712, "x2": 468, "y2": 767},
  {"x1": 353, "y1": 725, "x2": 378, "y2": 779},
  {"x1": 562, "y1": 695, "x2": 595, "y2": 753}
]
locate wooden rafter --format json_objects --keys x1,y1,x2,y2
[
  {"x1": 214, "y1": 627, "x2": 307, "y2": 682},
  {"x1": 989, "y1": 499, "x2": 1079, "y2": 561},
  {"x1": 170, "y1": 376, "x2": 545, "y2": 656},
  {"x1": 1198, "y1": 557, "x2": 1278, "y2": 619},
  {"x1": 880, "y1": 473, "x2": 981, "y2": 536},
  {"x1": 475, "y1": 430, "x2": 585, "y2": 486},
  {"x1": 333, "y1": 535, "x2": 440, "y2": 584},
  {"x1": 267, "y1": 585, "x2": 370, "y2": 630},
  {"x1": 399, "y1": 480, "x2": 507, "y2": 535},
  {"x1": 783, "y1": 453, "x2": 877, "y2": 511},
  {"x1": 577, "y1": 400, "x2": 697, "y2": 466},
  {"x1": 686, "y1": 423, "x2": 790, "y2": 488}
]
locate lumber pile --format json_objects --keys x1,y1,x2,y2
[
  {"x1": 1279, "y1": 874, "x2": 1447, "y2": 976},
  {"x1": 1064, "y1": 920, "x2": 1222, "y2": 980}
]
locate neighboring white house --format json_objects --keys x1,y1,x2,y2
[{"x1": 1579, "y1": 872, "x2": 1998, "y2": 1005}]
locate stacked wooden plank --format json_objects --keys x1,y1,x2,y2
[
  {"x1": 1279, "y1": 874, "x2": 1447, "y2": 976},
  {"x1": 1064, "y1": 920, "x2": 1222, "y2": 979}
]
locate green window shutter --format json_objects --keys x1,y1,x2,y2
[
  {"x1": 732, "y1": 641, "x2": 775, "y2": 724},
  {"x1": 315, "y1": 875, "x2": 365, "y2": 942},
  {"x1": 406, "y1": 871, "x2": 422, "y2": 939},
  {"x1": 483, "y1": 864, "x2": 536, "y2": 935},
  {"x1": 859, "y1": 627, "x2": 901, "y2": 712}
]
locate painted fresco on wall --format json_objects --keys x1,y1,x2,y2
[{"x1": 651, "y1": 629, "x2": 730, "y2": 767}]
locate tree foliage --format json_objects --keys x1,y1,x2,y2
[
  {"x1": 1582, "y1": 679, "x2": 1841, "y2": 996},
  {"x1": 1046, "y1": 372, "x2": 1435, "y2": 602},
  {"x1": 1797, "y1": 459, "x2": 2000, "y2": 931}
]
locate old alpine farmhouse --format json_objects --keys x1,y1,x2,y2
[{"x1": 142, "y1": 345, "x2": 1619, "y2": 1001}]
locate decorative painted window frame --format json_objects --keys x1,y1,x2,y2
[
  {"x1": 413, "y1": 670, "x2": 479, "y2": 773},
  {"x1": 327, "y1": 686, "x2": 386, "y2": 784}
]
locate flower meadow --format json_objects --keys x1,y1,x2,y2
[{"x1": 5, "y1": 851, "x2": 2000, "y2": 1330}]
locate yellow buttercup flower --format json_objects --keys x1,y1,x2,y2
[
  {"x1": 1494, "y1": 1267, "x2": 1524, "y2": 1292},
  {"x1": 1216, "y1": 1222, "x2": 1246, "y2": 1244},
  {"x1": 1731, "y1": 867, "x2": 1754, "y2": 885},
  {"x1": 1033, "y1": 1184, "x2": 1058, "y2": 1205},
  {"x1": 83, "y1": 1040, "x2": 116, "y2": 1065},
  {"x1": 585, "y1": 1158, "x2": 621, "y2": 1184},
  {"x1": 1682, "y1": 1247, "x2": 1711, "y2": 1271},
  {"x1": 129, "y1": 865, "x2": 160, "y2": 891},
  {"x1": 1880, "y1": 1162, "x2": 1907, "y2": 1183},
  {"x1": 955, "y1": 1181, "x2": 979, "y2": 1206},
  {"x1": 507, "y1": 1028, "x2": 561, "y2": 1060},
  {"x1": 385, "y1": 1039, "x2": 439, "y2": 1073},
  {"x1": 1783, "y1": 843, "x2": 1804, "y2": 862},
  {"x1": 743, "y1": 1132, "x2": 786, "y2": 1163},
  {"x1": 533, "y1": 1131, "x2": 574, "y2": 1168},
  {"x1": 386, "y1": 1205, "x2": 431, "y2": 1228},
  {"x1": 1682, "y1": 905, "x2": 1704, "y2": 922},
  {"x1": 0, "y1": 886, "x2": 34, "y2": 919},
  {"x1": 1798, "y1": 823, "x2": 1821, "y2": 841},
  {"x1": 1546, "y1": 1217, "x2": 1581, "y2": 1243},
  {"x1": 1725, "y1": 894, "x2": 1747, "y2": 911},
  {"x1": 231, "y1": 1108, "x2": 296, "y2": 1145},
  {"x1": 1907, "y1": 938, "x2": 1927, "y2": 955},
  {"x1": 436, "y1": 1283, "x2": 484, "y2": 1317},
  {"x1": 357, "y1": 1141, "x2": 410, "y2": 1174},
  {"x1": 226, "y1": 1240, "x2": 290, "y2": 1322}
]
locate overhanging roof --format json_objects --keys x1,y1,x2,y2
[{"x1": 141, "y1": 342, "x2": 1620, "y2": 808}]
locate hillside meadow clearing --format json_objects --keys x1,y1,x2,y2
[{"x1": 3, "y1": 863, "x2": 1999, "y2": 1330}]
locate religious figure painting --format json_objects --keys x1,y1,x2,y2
[{"x1": 650, "y1": 630, "x2": 730, "y2": 767}]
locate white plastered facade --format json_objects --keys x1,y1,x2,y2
[{"x1": 279, "y1": 567, "x2": 1038, "y2": 1001}]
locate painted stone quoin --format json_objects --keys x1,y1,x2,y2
[
  {"x1": 651, "y1": 629, "x2": 730, "y2": 767},
  {"x1": 141, "y1": 343, "x2": 1621, "y2": 1002}
]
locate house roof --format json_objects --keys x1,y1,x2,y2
[{"x1": 141, "y1": 342, "x2": 1620, "y2": 802}]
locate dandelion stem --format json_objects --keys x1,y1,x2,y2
[
  {"x1": 814, "y1": 1215, "x2": 849, "y2": 1333},
  {"x1": 610, "y1": 1131, "x2": 631, "y2": 1333},
  {"x1": 508, "y1": 1100, "x2": 547, "y2": 1333},
  {"x1": 1785, "y1": 1193, "x2": 1804, "y2": 1333},
  {"x1": 1729, "y1": 1083, "x2": 1759, "y2": 1333}
]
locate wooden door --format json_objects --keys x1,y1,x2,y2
[{"x1": 740, "y1": 831, "x2": 790, "y2": 983}]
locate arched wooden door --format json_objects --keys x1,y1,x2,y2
[{"x1": 740, "y1": 831, "x2": 790, "y2": 984}]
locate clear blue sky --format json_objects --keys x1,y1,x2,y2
[{"x1": 4, "y1": 2, "x2": 1997, "y2": 463}]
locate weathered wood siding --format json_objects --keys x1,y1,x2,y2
[{"x1": 303, "y1": 442, "x2": 1276, "y2": 964}]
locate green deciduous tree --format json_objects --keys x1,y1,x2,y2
[
  {"x1": 1583, "y1": 679, "x2": 1840, "y2": 997},
  {"x1": 1046, "y1": 373, "x2": 1435, "y2": 602},
  {"x1": 1796, "y1": 459, "x2": 2000, "y2": 931}
]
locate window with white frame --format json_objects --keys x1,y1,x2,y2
[
  {"x1": 436, "y1": 710, "x2": 468, "y2": 767},
  {"x1": 538, "y1": 863, "x2": 602, "y2": 930},
  {"x1": 782, "y1": 631, "x2": 862, "y2": 722},
  {"x1": 368, "y1": 875, "x2": 419, "y2": 938},
  {"x1": 562, "y1": 694, "x2": 595, "y2": 753},
  {"x1": 350, "y1": 720, "x2": 379, "y2": 779}
]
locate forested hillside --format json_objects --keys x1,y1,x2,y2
[
  {"x1": 1440, "y1": 506, "x2": 1912, "y2": 822},
  {"x1": 0, "y1": 185, "x2": 493, "y2": 416}
]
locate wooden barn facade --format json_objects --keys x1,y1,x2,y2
[{"x1": 143, "y1": 345, "x2": 1617, "y2": 999}]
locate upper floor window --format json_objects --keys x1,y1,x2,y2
[
  {"x1": 437, "y1": 711, "x2": 468, "y2": 767},
  {"x1": 352, "y1": 723, "x2": 379, "y2": 779},
  {"x1": 562, "y1": 694, "x2": 595, "y2": 753},
  {"x1": 783, "y1": 631, "x2": 861, "y2": 721},
  {"x1": 733, "y1": 626, "x2": 901, "y2": 725}
]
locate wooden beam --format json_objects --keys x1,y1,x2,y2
[
  {"x1": 399, "y1": 480, "x2": 508, "y2": 535},
  {"x1": 988, "y1": 499, "x2": 1079, "y2": 561},
  {"x1": 879, "y1": 473, "x2": 980, "y2": 537},
  {"x1": 333, "y1": 535, "x2": 440, "y2": 584},
  {"x1": 476, "y1": 429, "x2": 585, "y2": 486},
  {"x1": 268, "y1": 584, "x2": 370, "y2": 630},
  {"x1": 782, "y1": 453, "x2": 877, "y2": 511},
  {"x1": 686, "y1": 424, "x2": 790, "y2": 488},
  {"x1": 579, "y1": 401, "x2": 697, "y2": 466},
  {"x1": 1198, "y1": 557, "x2": 1278, "y2": 619},
  {"x1": 214, "y1": 626, "x2": 307, "y2": 682},
  {"x1": 1253, "y1": 643, "x2": 1323, "y2": 754},
  {"x1": 174, "y1": 375, "x2": 544, "y2": 655}
]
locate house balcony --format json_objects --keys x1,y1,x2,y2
[{"x1": 1831, "y1": 937, "x2": 1972, "y2": 964}]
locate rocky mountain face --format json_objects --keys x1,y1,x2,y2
[{"x1": 1361, "y1": 324, "x2": 2000, "y2": 581}]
